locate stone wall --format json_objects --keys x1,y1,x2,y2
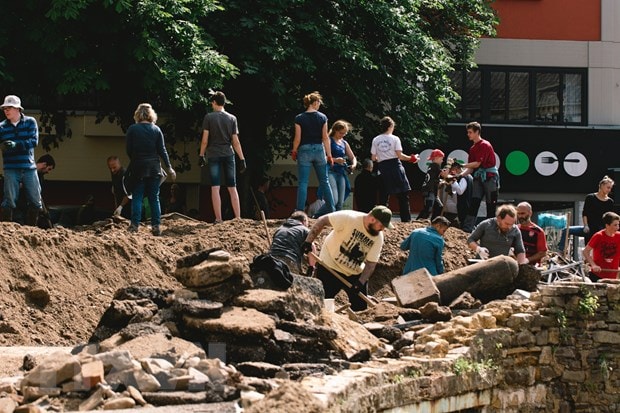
[{"x1": 296, "y1": 282, "x2": 620, "y2": 412}]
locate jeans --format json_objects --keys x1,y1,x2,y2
[
  {"x1": 131, "y1": 176, "x2": 161, "y2": 228},
  {"x1": 558, "y1": 225, "x2": 586, "y2": 252},
  {"x1": 328, "y1": 172, "x2": 346, "y2": 210},
  {"x1": 296, "y1": 144, "x2": 335, "y2": 214},
  {"x1": 2, "y1": 168, "x2": 41, "y2": 209},
  {"x1": 208, "y1": 155, "x2": 236, "y2": 187}
]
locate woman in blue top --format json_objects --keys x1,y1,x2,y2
[
  {"x1": 328, "y1": 120, "x2": 357, "y2": 210},
  {"x1": 126, "y1": 103, "x2": 176, "y2": 236},
  {"x1": 291, "y1": 91, "x2": 335, "y2": 217}
]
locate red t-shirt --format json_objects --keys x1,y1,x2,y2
[
  {"x1": 468, "y1": 139, "x2": 496, "y2": 169},
  {"x1": 588, "y1": 230, "x2": 620, "y2": 279},
  {"x1": 518, "y1": 223, "x2": 548, "y2": 264}
]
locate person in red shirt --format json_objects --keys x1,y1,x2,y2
[
  {"x1": 516, "y1": 202, "x2": 548, "y2": 265},
  {"x1": 459, "y1": 122, "x2": 499, "y2": 232},
  {"x1": 583, "y1": 211, "x2": 620, "y2": 281}
]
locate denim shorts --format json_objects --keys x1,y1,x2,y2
[{"x1": 209, "y1": 155, "x2": 236, "y2": 187}]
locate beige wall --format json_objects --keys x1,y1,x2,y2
[
  {"x1": 30, "y1": 112, "x2": 202, "y2": 183},
  {"x1": 27, "y1": 112, "x2": 203, "y2": 210}
]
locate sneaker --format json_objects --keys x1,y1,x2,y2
[
  {"x1": 213, "y1": 219, "x2": 223, "y2": 224},
  {"x1": 151, "y1": 226, "x2": 161, "y2": 236},
  {"x1": 128, "y1": 225, "x2": 139, "y2": 233}
]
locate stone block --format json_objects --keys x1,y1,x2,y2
[
  {"x1": 183, "y1": 306, "x2": 276, "y2": 338},
  {"x1": 322, "y1": 313, "x2": 381, "y2": 360},
  {"x1": 81, "y1": 360, "x2": 104, "y2": 389},
  {"x1": 103, "y1": 396, "x2": 136, "y2": 410},
  {"x1": 506, "y1": 313, "x2": 534, "y2": 329},
  {"x1": 592, "y1": 330, "x2": 620, "y2": 344},
  {"x1": 561, "y1": 370, "x2": 585, "y2": 382},
  {"x1": 174, "y1": 256, "x2": 247, "y2": 288},
  {"x1": 21, "y1": 352, "x2": 81, "y2": 389},
  {"x1": 391, "y1": 268, "x2": 439, "y2": 308},
  {"x1": 0, "y1": 397, "x2": 17, "y2": 413}
]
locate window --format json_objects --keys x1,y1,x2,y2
[{"x1": 450, "y1": 66, "x2": 587, "y2": 126}]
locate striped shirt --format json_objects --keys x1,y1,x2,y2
[{"x1": 0, "y1": 114, "x2": 38, "y2": 170}]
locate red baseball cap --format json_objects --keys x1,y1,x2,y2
[{"x1": 427, "y1": 149, "x2": 445, "y2": 160}]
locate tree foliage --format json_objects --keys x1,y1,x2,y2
[
  {"x1": 0, "y1": 0, "x2": 496, "y2": 177},
  {"x1": 207, "y1": 0, "x2": 497, "y2": 174},
  {"x1": 0, "y1": 0, "x2": 237, "y2": 170}
]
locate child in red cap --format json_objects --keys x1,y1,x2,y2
[{"x1": 417, "y1": 149, "x2": 445, "y2": 220}]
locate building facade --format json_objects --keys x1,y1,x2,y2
[{"x1": 444, "y1": 0, "x2": 620, "y2": 216}]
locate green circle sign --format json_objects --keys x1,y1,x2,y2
[{"x1": 506, "y1": 151, "x2": 529, "y2": 176}]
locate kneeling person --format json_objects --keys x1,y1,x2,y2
[
  {"x1": 269, "y1": 211, "x2": 316, "y2": 275},
  {"x1": 303, "y1": 206, "x2": 392, "y2": 311}
]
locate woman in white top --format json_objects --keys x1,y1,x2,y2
[{"x1": 370, "y1": 116, "x2": 418, "y2": 222}]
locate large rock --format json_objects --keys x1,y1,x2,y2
[
  {"x1": 21, "y1": 352, "x2": 81, "y2": 389},
  {"x1": 233, "y1": 275, "x2": 323, "y2": 321},
  {"x1": 433, "y1": 255, "x2": 520, "y2": 304},
  {"x1": 99, "y1": 333, "x2": 206, "y2": 361},
  {"x1": 391, "y1": 267, "x2": 440, "y2": 308},
  {"x1": 174, "y1": 256, "x2": 248, "y2": 288},
  {"x1": 321, "y1": 313, "x2": 382, "y2": 360},
  {"x1": 183, "y1": 307, "x2": 276, "y2": 339}
]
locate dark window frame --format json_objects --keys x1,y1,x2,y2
[{"x1": 451, "y1": 65, "x2": 588, "y2": 126}]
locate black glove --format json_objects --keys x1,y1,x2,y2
[
  {"x1": 238, "y1": 159, "x2": 247, "y2": 174},
  {"x1": 2, "y1": 140, "x2": 15, "y2": 151},
  {"x1": 301, "y1": 241, "x2": 312, "y2": 254},
  {"x1": 349, "y1": 279, "x2": 365, "y2": 294},
  {"x1": 198, "y1": 156, "x2": 207, "y2": 168}
]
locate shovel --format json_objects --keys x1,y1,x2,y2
[{"x1": 309, "y1": 252, "x2": 376, "y2": 308}]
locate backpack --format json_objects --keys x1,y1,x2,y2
[{"x1": 250, "y1": 253, "x2": 293, "y2": 289}]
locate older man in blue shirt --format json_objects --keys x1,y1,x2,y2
[{"x1": 400, "y1": 216, "x2": 451, "y2": 276}]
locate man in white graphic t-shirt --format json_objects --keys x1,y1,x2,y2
[{"x1": 302, "y1": 205, "x2": 392, "y2": 310}]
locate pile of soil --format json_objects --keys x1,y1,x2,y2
[{"x1": 0, "y1": 215, "x2": 473, "y2": 349}]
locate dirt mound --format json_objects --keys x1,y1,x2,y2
[{"x1": 0, "y1": 216, "x2": 473, "y2": 348}]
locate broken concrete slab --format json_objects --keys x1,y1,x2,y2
[
  {"x1": 183, "y1": 307, "x2": 276, "y2": 339},
  {"x1": 100, "y1": 333, "x2": 206, "y2": 362},
  {"x1": 173, "y1": 256, "x2": 248, "y2": 288}
]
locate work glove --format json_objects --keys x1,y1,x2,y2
[
  {"x1": 198, "y1": 155, "x2": 207, "y2": 168},
  {"x1": 408, "y1": 154, "x2": 419, "y2": 163},
  {"x1": 291, "y1": 150, "x2": 298, "y2": 161},
  {"x1": 476, "y1": 246, "x2": 490, "y2": 260},
  {"x1": 583, "y1": 225, "x2": 590, "y2": 234},
  {"x1": 113, "y1": 205, "x2": 123, "y2": 216},
  {"x1": 349, "y1": 279, "x2": 365, "y2": 294},
  {"x1": 238, "y1": 159, "x2": 247, "y2": 174},
  {"x1": 301, "y1": 241, "x2": 313, "y2": 254},
  {"x1": 168, "y1": 167, "x2": 176, "y2": 181},
  {"x1": 2, "y1": 140, "x2": 15, "y2": 151}
]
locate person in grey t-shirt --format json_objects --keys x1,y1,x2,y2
[
  {"x1": 198, "y1": 91, "x2": 246, "y2": 223},
  {"x1": 467, "y1": 204, "x2": 528, "y2": 264}
]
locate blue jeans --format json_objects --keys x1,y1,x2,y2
[
  {"x1": 296, "y1": 144, "x2": 334, "y2": 214},
  {"x1": 328, "y1": 172, "x2": 347, "y2": 210},
  {"x1": 208, "y1": 155, "x2": 236, "y2": 187},
  {"x1": 131, "y1": 176, "x2": 161, "y2": 228},
  {"x1": 558, "y1": 225, "x2": 586, "y2": 252},
  {"x1": 2, "y1": 168, "x2": 41, "y2": 209}
]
